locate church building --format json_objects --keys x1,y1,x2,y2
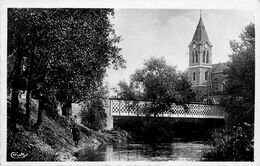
[{"x1": 187, "y1": 14, "x2": 229, "y2": 102}]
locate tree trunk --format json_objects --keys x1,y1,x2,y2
[
  {"x1": 62, "y1": 101, "x2": 72, "y2": 118},
  {"x1": 35, "y1": 96, "x2": 44, "y2": 131},
  {"x1": 10, "y1": 39, "x2": 23, "y2": 131},
  {"x1": 10, "y1": 88, "x2": 19, "y2": 131},
  {"x1": 25, "y1": 52, "x2": 35, "y2": 130},
  {"x1": 25, "y1": 87, "x2": 32, "y2": 130}
]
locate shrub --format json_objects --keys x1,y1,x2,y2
[
  {"x1": 81, "y1": 99, "x2": 107, "y2": 131},
  {"x1": 202, "y1": 123, "x2": 253, "y2": 161}
]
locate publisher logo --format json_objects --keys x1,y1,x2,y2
[{"x1": 10, "y1": 152, "x2": 28, "y2": 159}]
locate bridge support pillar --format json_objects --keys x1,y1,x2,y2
[
  {"x1": 105, "y1": 115, "x2": 113, "y2": 130},
  {"x1": 104, "y1": 99, "x2": 113, "y2": 130}
]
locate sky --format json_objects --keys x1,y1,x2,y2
[{"x1": 104, "y1": 9, "x2": 254, "y2": 94}]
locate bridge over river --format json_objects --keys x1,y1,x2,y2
[{"x1": 104, "y1": 98, "x2": 225, "y2": 130}]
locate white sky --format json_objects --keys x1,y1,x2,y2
[{"x1": 104, "y1": 9, "x2": 254, "y2": 92}]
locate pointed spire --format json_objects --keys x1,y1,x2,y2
[{"x1": 192, "y1": 10, "x2": 210, "y2": 43}]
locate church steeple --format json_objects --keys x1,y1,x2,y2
[
  {"x1": 188, "y1": 10, "x2": 213, "y2": 88},
  {"x1": 192, "y1": 16, "x2": 210, "y2": 43}
]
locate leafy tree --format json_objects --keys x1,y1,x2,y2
[
  {"x1": 81, "y1": 100, "x2": 107, "y2": 131},
  {"x1": 222, "y1": 23, "x2": 255, "y2": 125},
  {"x1": 8, "y1": 36, "x2": 24, "y2": 130},
  {"x1": 226, "y1": 23, "x2": 255, "y2": 101},
  {"x1": 46, "y1": 9, "x2": 125, "y2": 117},
  {"x1": 8, "y1": 8, "x2": 125, "y2": 131},
  {"x1": 115, "y1": 57, "x2": 195, "y2": 116},
  {"x1": 8, "y1": 9, "x2": 50, "y2": 130},
  {"x1": 131, "y1": 57, "x2": 178, "y2": 101},
  {"x1": 8, "y1": 9, "x2": 68, "y2": 130},
  {"x1": 175, "y1": 74, "x2": 195, "y2": 105},
  {"x1": 116, "y1": 81, "x2": 139, "y2": 100},
  {"x1": 80, "y1": 84, "x2": 109, "y2": 131},
  {"x1": 203, "y1": 23, "x2": 255, "y2": 161}
]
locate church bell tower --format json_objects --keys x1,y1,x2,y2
[{"x1": 188, "y1": 12, "x2": 213, "y2": 88}]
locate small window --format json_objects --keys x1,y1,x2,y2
[
  {"x1": 205, "y1": 71, "x2": 208, "y2": 80},
  {"x1": 193, "y1": 71, "x2": 196, "y2": 81},
  {"x1": 192, "y1": 51, "x2": 195, "y2": 63},
  {"x1": 203, "y1": 50, "x2": 206, "y2": 63},
  {"x1": 206, "y1": 51, "x2": 209, "y2": 63},
  {"x1": 195, "y1": 51, "x2": 198, "y2": 63}
]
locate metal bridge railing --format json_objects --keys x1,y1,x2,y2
[{"x1": 108, "y1": 99, "x2": 224, "y2": 119}]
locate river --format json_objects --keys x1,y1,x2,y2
[{"x1": 75, "y1": 142, "x2": 210, "y2": 161}]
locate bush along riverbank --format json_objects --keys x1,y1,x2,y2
[
  {"x1": 7, "y1": 98, "x2": 131, "y2": 161},
  {"x1": 201, "y1": 123, "x2": 254, "y2": 161}
]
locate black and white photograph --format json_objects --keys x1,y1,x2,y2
[{"x1": 0, "y1": 0, "x2": 259, "y2": 165}]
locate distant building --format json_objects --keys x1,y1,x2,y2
[{"x1": 186, "y1": 14, "x2": 229, "y2": 102}]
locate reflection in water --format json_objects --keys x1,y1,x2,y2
[{"x1": 75, "y1": 142, "x2": 210, "y2": 161}]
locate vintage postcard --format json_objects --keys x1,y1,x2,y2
[{"x1": 0, "y1": 0, "x2": 259, "y2": 165}]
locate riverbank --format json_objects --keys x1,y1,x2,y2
[{"x1": 7, "y1": 98, "x2": 131, "y2": 161}]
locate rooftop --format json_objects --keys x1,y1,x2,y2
[{"x1": 192, "y1": 17, "x2": 210, "y2": 43}]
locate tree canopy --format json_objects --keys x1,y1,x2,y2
[
  {"x1": 225, "y1": 23, "x2": 255, "y2": 102},
  {"x1": 8, "y1": 8, "x2": 125, "y2": 130},
  {"x1": 131, "y1": 57, "x2": 178, "y2": 101},
  {"x1": 115, "y1": 57, "x2": 194, "y2": 116},
  {"x1": 117, "y1": 57, "x2": 194, "y2": 102},
  {"x1": 222, "y1": 23, "x2": 255, "y2": 125}
]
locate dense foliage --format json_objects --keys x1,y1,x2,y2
[
  {"x1": 202, "y1": 124, "x2": 253, "y2": 161},
  {"x1": 131, "y1": 57, "x2": 178, "y2": 101},
  {"x1": 8, "y1": 8, "x2": 125, "y2": 131},
  {"x1": 80, "y1": 85, "x2": 109, "y2": 131},
  {"x1": 203, "y1": 23, "x2": 255, "y2": 161},
  {"x1": 81, "y1": 100, "x2": 107, "y2": 131},
  {"x1": 115, "y1": 57, "x2": 195, "y2": 116},
  {"x1": 226, "y1": 23, "x2": 255, "y2": 102},
  {"x1": 222, "y1": 23, "x2": 255, "y2": 125}
]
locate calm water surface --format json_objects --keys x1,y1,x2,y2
[{"x1": 76, "y1": 142, "x2": 210, "y2": 161}]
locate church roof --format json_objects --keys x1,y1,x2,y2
[
  {"x1": 182, "y1": 68, "x2": 189, "y2": 79},
  {"x1": 192, "y1": 17, "x2": 210, "y2": 43},
  {"x1": 211, "y1": 62, "x2": 229, "y2": 73}
]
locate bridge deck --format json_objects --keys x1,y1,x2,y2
[
  {"x1": 112, "y1": 114, "x2": 224, "y2": 119},
  {"x1": 107, "y1": 99, "x2": 224, "y2": 119}
]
